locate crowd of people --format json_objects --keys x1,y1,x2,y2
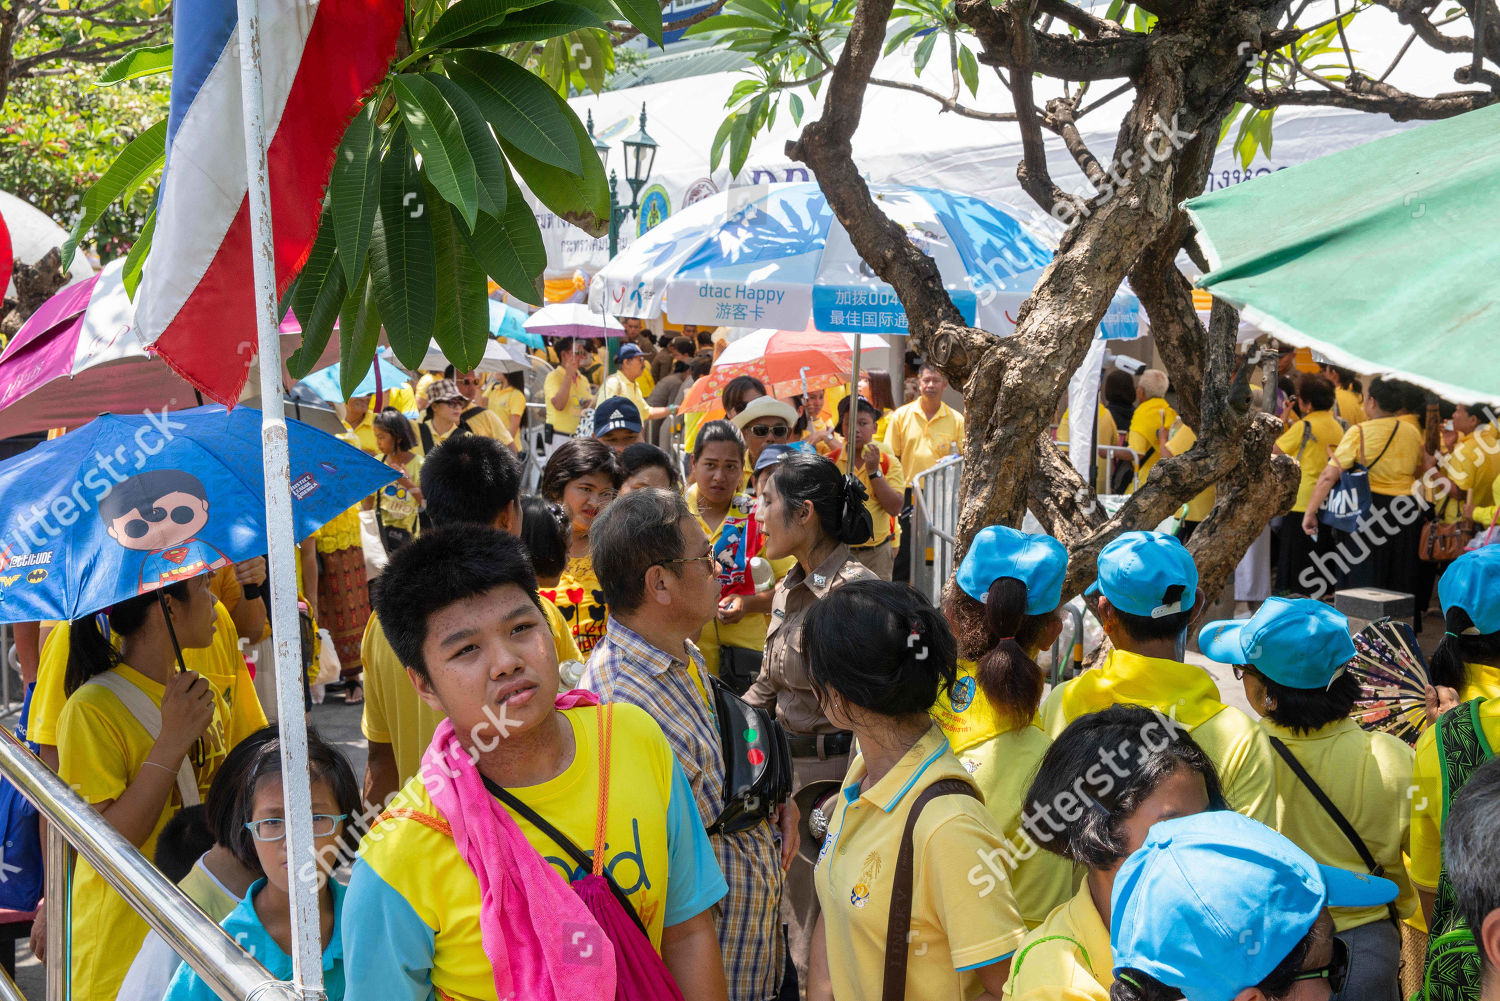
[{"x1": 13, "y1": 327, "x2": 1500, "y2": 1001}]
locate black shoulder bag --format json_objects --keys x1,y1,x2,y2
[{"x1": 706, "y1": 675, "x2": 792, "y2": 836}]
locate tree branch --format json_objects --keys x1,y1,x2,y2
[
  {"x1": 1243, "y1": 71, "x2": 1499, "y2": 119},
  {"x1": 1009, "y1": 1, "x2": 1070, "y2": 213},
  {"x1": 868, "y1": 76, "x2": 1019, "y2": 119},
  {"x1": 1046, "y1": 95, "x2": 1106, "y2": 187},
  {"x1": 957, "y1": 0, "x2": 1149, "y2": 80},
  {"x1": 609, "y1": 0, "x2": 728, "y2": 44}
]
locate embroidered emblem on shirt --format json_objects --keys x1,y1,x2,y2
[{"x1": 851, "y1": 851, "x2": 882, "y2": 908}]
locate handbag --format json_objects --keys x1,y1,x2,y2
[
  {"x1": 706, "y1": 674, "x2": 792, "y2": 836},
  {"x1": 1418, "y1": 500, "x2": 1473, "y2": 563},
  {"x1": 1319, "y1": 424, "x2": 1395, "y2": 534},
  {"x1": 484, "y1": 703, "x2": 686, "y2": 1001},
  {"x1": 0, "y1": 684, "x2": 43, "y2": 911}
]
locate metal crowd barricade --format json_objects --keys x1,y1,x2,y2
[
  {"x1": 0, "y1": 727, "x2": 299, "y2": 1001},
  {"x1": 1097, "y1": 445, "x2": 1143, "y2": 493},
  {"x1": 910, "y1": 454, "x2": 963, "y2": 608},
  {"x1": 1049, "y1": 602, "x2": 1086, "y2": 686}
]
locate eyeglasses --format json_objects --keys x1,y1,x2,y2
[
  {"x1": 652, "y1": 554, "x2": 715, "y2": 574},
  {"x1": 1291, "y1": 936, "x2": 1348, "y2": 994},
  {"x1": 748, "y1": 424, "x2": 791, "y2": 440},
  {"x1": 244, "y1": 814, "x2": 348, "y2": 842}
]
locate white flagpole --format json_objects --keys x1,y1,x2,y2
[{"x1": 234, "y1": 0, "x2": 326, "y2": 995}]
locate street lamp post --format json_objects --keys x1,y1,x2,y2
[{"x1": 587, "y1": 104, "x2": 658, "y2": 381}]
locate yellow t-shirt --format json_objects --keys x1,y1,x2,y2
[
  {"x1": 600, "y1": 370, "x2": 651, "y2": 421},
  {"x1": 934, "y1": 662, "x2": 1076, "y2": 929},
  {"x1": 542, "y1": 555, "x2": 607, "y2": 655},
  {"x1": 1126, "y1": 398, "x2": 1177, "y2": 484},
  {"x1": 374, "y1": 453, "x2": 424, "y2": 534},
  {"x1": 1162, "y1": 424, "x2": 1214, "y2": 522},
  {"x1": 1459, "y1": 662, "x2": 1500, "y2": 704},
  {"x1": 1332, "y1": 416, "x2": 1424, "y2": 497},
  {"x1": 485, "y1": 384, "x2": 528, "y2": 437},
  {"x1": 817, "y1": 726, "x2": 1028, "y2": 999},
  {"x1": 544, "y1": 368, "x2": 592, "y2": 434},
  {"x1": 831, "y1": 441, "x2": 906, "y2": 546},
  {"x1": 361, "y1": 599, "x2": 582, "y2": 786},
  {"x1": 1003, "y1": 884, "x2": 1113, "y2": 1001},
  {"x1": 57, "y1": 663, "x2": 237, "y2": 1001},
  {"x1": 1275, "y1": 410, "x2": 1347, "y2": 513},
  {"x1": 884, "y1": 400, "x2": 965, "y2": 481},
  {"x1": 1039, "y1": 649, "x2": 1278, "y2": 827},
  {"x1": 1258, "y1": 718, "x2": 1416, "y2": 930},
  {"x1": 1447, "y1": 425, "x2": 1500, "y2": 509},
  {"x1": 1409, "y1": 696, "x2": 1500, "y2": 890},
  {"x1": 31, "y1": 601, "x2": 264, "y2": 749},
  {"x1": 347, "y1": 703, "x2": 724, "y2": 1001},
  {"x1": 1335, "y1": 387, "x2": 1367, "y2": 426},
  {"x1": 344, "y1": 408, "x2": 380, "y2": 455}
]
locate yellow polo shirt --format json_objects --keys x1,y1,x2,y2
[
  {"x1": 1275, "y1": 410, "x2": 1347, "y2": 513},
  {"x1": 831, "y1": 441, "x2": 906, "y2": 546},
  {"x1": 30, "y1": 601, "x2": 264, "y2": 750},
  {"x1": 1039, "y1": 649, "x2": 1277, "y2": 827},
  {"x1": 361, "y1": 599, "x2": 582, "y2": 785},
  {"x1": 1003, "y1": 884, "x2": 1113, "y2": 1001},
  {"x1": 1459, "y1": 663, "x2": 1500, "y2": 703},
  {"x1": 816, "y1": 726, "x2": 1027, "y2": 1000},
  {"x1": 1162, "y1": 424, "x2": 1214, "y2": 522},
  {"x1": 543, "y1": 368, "x2": 592, "y2": 434},
  {"x1": 884, "y1": 400, "x2": 965, "y2": 480},
  {"x1": 1258, "y1": 718, "x2": 1416, "y2": 930},
  {"x1": 1335, "y1": 387, "x2": 1366, "y2": 426},
  {"x1": 485, "y1": 384, "x2": 528, "y2": 437},
  {"x1": 1333, "y1": 417, "x2": 1423, "y2": 497},
  {"x1": 1126, "y1": 398, "x2": 1177, "y2": 483},
  {"x1": 1409, "y1": 696, "x2": 1500, "y2": 889},
  {"x1": 1448, "y1": 425, "x2": 1500, "y2": 509},
  {"x1": 600, "y1": 370, "x2": 651, "y2": 421},
  {"x1": 934, "y1": 662, "x2": 1076, "y2": 928}
]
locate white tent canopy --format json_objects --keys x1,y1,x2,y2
[{"x1": 2, "y1": 190, "x2": 96, "y2": 298}]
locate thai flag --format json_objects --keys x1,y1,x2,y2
[{"x1": 134, "y1": 0, "x2": 400, "y2": 405}]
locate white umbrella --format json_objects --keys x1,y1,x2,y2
[
  {"x1": 523, "y1": 302, "x2": 625, "y2": 340},
  {"x1": 412, "y1": 337, "x2": 536, "y2": 375}
]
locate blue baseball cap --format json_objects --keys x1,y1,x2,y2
[
  {"x1": 615, "y1": 342, "x2": 645, "y2": 362},
  {"x1": 1439, "y1": 546, "x2": 1500, "y2": 635},
  {"x1": 592, "y1": 396, "x2": 642, "y2": 436},
  {"x1": 956, "y1": 526, "x2": 1068, "y2": 615},
  {"x1": 1198, "y1": 597, "x2": 1356, "y2": 689},
  {"x1": 754, "y1": 443, "x2": 793, "y2": 474},
  {"x1": 1112, "y1": 812, "x2": 1398, "y2": 1001},
  {"x1": 1086, "y1": 531, "x2": 1198, "y2": 619}
]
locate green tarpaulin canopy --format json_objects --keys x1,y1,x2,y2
[{"x1": 1185, "y1": 102, "x2": 1500, "y2": 405}]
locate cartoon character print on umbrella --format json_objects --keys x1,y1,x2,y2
[{"x1": 99, "y1": 470, "x2": 231, "y2": 594}]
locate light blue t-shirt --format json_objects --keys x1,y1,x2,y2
[{"x1": 163, "y1": 877, "x2": 347, "y2": 1001}]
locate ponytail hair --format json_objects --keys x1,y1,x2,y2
[
  {"x1": 65, "y1": 582, "x2": 191, "y2": 696},
  {"x1": 975, "y1": 577, "x2": 1051, "y2": 730},
  {"x1": 769, "y1": 451, "x2": 873, "y2": 547},
  {"x1": 1431, "y1": 607, "x2": 1500, "y2": 693}
]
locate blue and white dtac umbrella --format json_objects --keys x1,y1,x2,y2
[{"x1": 589, "y1": 182, "x2": 1143, "y2": 338}]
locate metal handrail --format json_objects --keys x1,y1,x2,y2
[
  {"x1": 910, "y1": 454, "x2": 963, "y2": 606},
  {"x1": 0, "y1": 727, "x2": 299, "y2": 1001}
]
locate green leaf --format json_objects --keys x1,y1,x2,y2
[
  {"x1": 710, "y1": 114, "x2": 736, "y2": 172},
  {"x1": 427, "y1": 73, "x2": 509, "y2": 219},
  {"x1": 122, "y1": 209, "x2": 155, "y2": 299},
  {"x1": 62, "y1": 118, "x2": 166, "y2": 266},
  {"x1": 368, "y1": 126, "x2": 437, "y2": 369},
  {"x1": 455, "y1": 2, "x2": 605, "y2": 46},
  {"x1": 957, "y1": 44, "x2": 978, "y2": 97},
  {"x1": 684, "y1": 13, "x2": 774, "y2": 36},
  {"x1": 287, "y1": 256, "x2": 347, "y2": 380},
  {"x1": 461, "y1": 166, "x2": 546, "y2": 305},
  {"x1": 913, "y1": 30, "x2": 938, "y2": 74},
  {"x1": 573, "y1": 29, "x2": 609, "y2": 93},
  {"x1": 611, "y1": 0, "x2": 664, "y2": 46},
  {"x1": 728, "y1": 111, "x2": 752, "y2": 177},
  {"x1": 789, "y1": 92, "x2": 804, "y2": 125},
  {"x1": 421, "y1": 0, "x2": 553, "y2": 50},
  {"x1": 395, "y1": 74, "x2": 480, "y2": 229},
  {"x1": 446, "y1": 49, "x2": 583, "y2": 174},
  {"x1": 727, "y1": 78, "x2": 761, "y2": 108},
  {"x1": 429, "y1": 186, "x2": 492, "y2": 371},
  {"x1": 338, "y1": 269, "x2": 384, "y2": 402},
  {"x1": 330, "y1": 102, "x2": 382, "y2": 286},
  {"x1": 287, "y1": 209, "x2": 338, "y2": 324},
  {"x1": 98, "y1": 44, "x2": 174, "y2": 85},
  {"x1": 490, "y1": 76, "x2": 609, "y2": 236}
]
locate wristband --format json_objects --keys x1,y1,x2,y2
[{"x1": 242, "y1": 582, "x2": 266, "y2": 600}]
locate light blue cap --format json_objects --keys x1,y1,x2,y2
[
  {"x1": 955, "y1": 526, "x2": 1068, "y2": 615},
  {"x1": 1111, "y1": 812, "x2": 1398, "y2": 1001},
  {"x1": 1198, "y1": 597, "x2": 1356, "y2": 689},
  {"x1": 1439, "y1": 546, "x2": 1500, "y2": 635},
  {"x1": 1086, "y1": 531, "x2": 1198, "y2": 619}
]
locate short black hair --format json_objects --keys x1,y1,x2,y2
[
  {"x1": 590, "y1": 488, "x2": 692, "y2": 615},
  {"x1": 372, "y1": 526, "x2": 540, "y2": 677},
  {"x1": 206, "y1": 727, "x2": 280, "y2": 853},
  {"x1": 518, "y1": 495, "x2": 570, "y2": 581},
  {"x1": 1104, "y1": 370, "x2": 1136, "y2": 408},
  {"x1": 539, "y1": 438, "x2": 624, "y2": 503},
  {"x1": 670, "y1": 336, "x2": 694, "y2": 356},
  {"x1": 690, "y1": 357, "x2": 711, "y2": 379},
  {"x1": 697, "y1": 330, "x2": 713, "y2": 348},
  {"x1": 836, "y1": 395, "x2": 881, "y2": 425},
  {"x1": 155, "y1": 805, "x2": 213, "y2": 882},
  {"x1": 1448, "y1": 755, "x2": 1500, "y2": 971},
  {"x1": 721, "y1": 376, "x2": 767, "y2": 417},
  {"x1": 1023, "y1": 705, "x2": 1226, "y2": 869},
  {"x1": 691, "y1": 419, "x2": 745, "y2": 460},
  {"x1": 1367, "y1": 375, "x2": 1406, "y2": 414},
  {"x1": 373, "y1": 407, "x2": 418, "y2": 452},
  {"x1": 803, "y1": 580, "x2": 957, "y2": 718},
  {"x1": 621, "y1": 443, "x2": 682, "y2": 491},
  {"x1": 98, "y1": 469, "x2": 209, "y2": 525},
  {"x1": 1295, "y1": 374, "x2": 1336, "y2": 413},
  {"x1": 1244, "y1": 665, "x2": 1360, "y2": 735},
  {"x1": 224, "y1": 727, "x2": 361, "y2": 875},
  {"x1": 421, "y1": 433, "x2": 522, "y2": 528},
  {"x1": 1107, "y1": 584, "x2": 1195, "y2": 642}
]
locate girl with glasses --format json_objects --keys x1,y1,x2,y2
[{"x1": 164, "y1": 730, "x2": 360, "y2": 1001}]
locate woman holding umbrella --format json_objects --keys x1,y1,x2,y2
[{"x1": 58, "y1": 574, "x2": 226, "y2": 1001}]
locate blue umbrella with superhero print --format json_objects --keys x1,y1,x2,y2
[{"x1": 0, "y1": 404, "x2": 396, "y2": 623}]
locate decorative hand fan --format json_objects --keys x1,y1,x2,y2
[{"x1": 1349, "y1": 618, "x2": 1432, "y2": 745}]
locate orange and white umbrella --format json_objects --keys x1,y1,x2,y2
[{"x1": 679, "y1": 324, "x2": 887, "y2": 413}]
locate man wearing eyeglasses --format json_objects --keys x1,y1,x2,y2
[
  {"x1": 441, "y1": 365, "x2": 514, "y2": 448},
  {"x1": 732, "y1": 397, "x2": 800, "y2": 474}
]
